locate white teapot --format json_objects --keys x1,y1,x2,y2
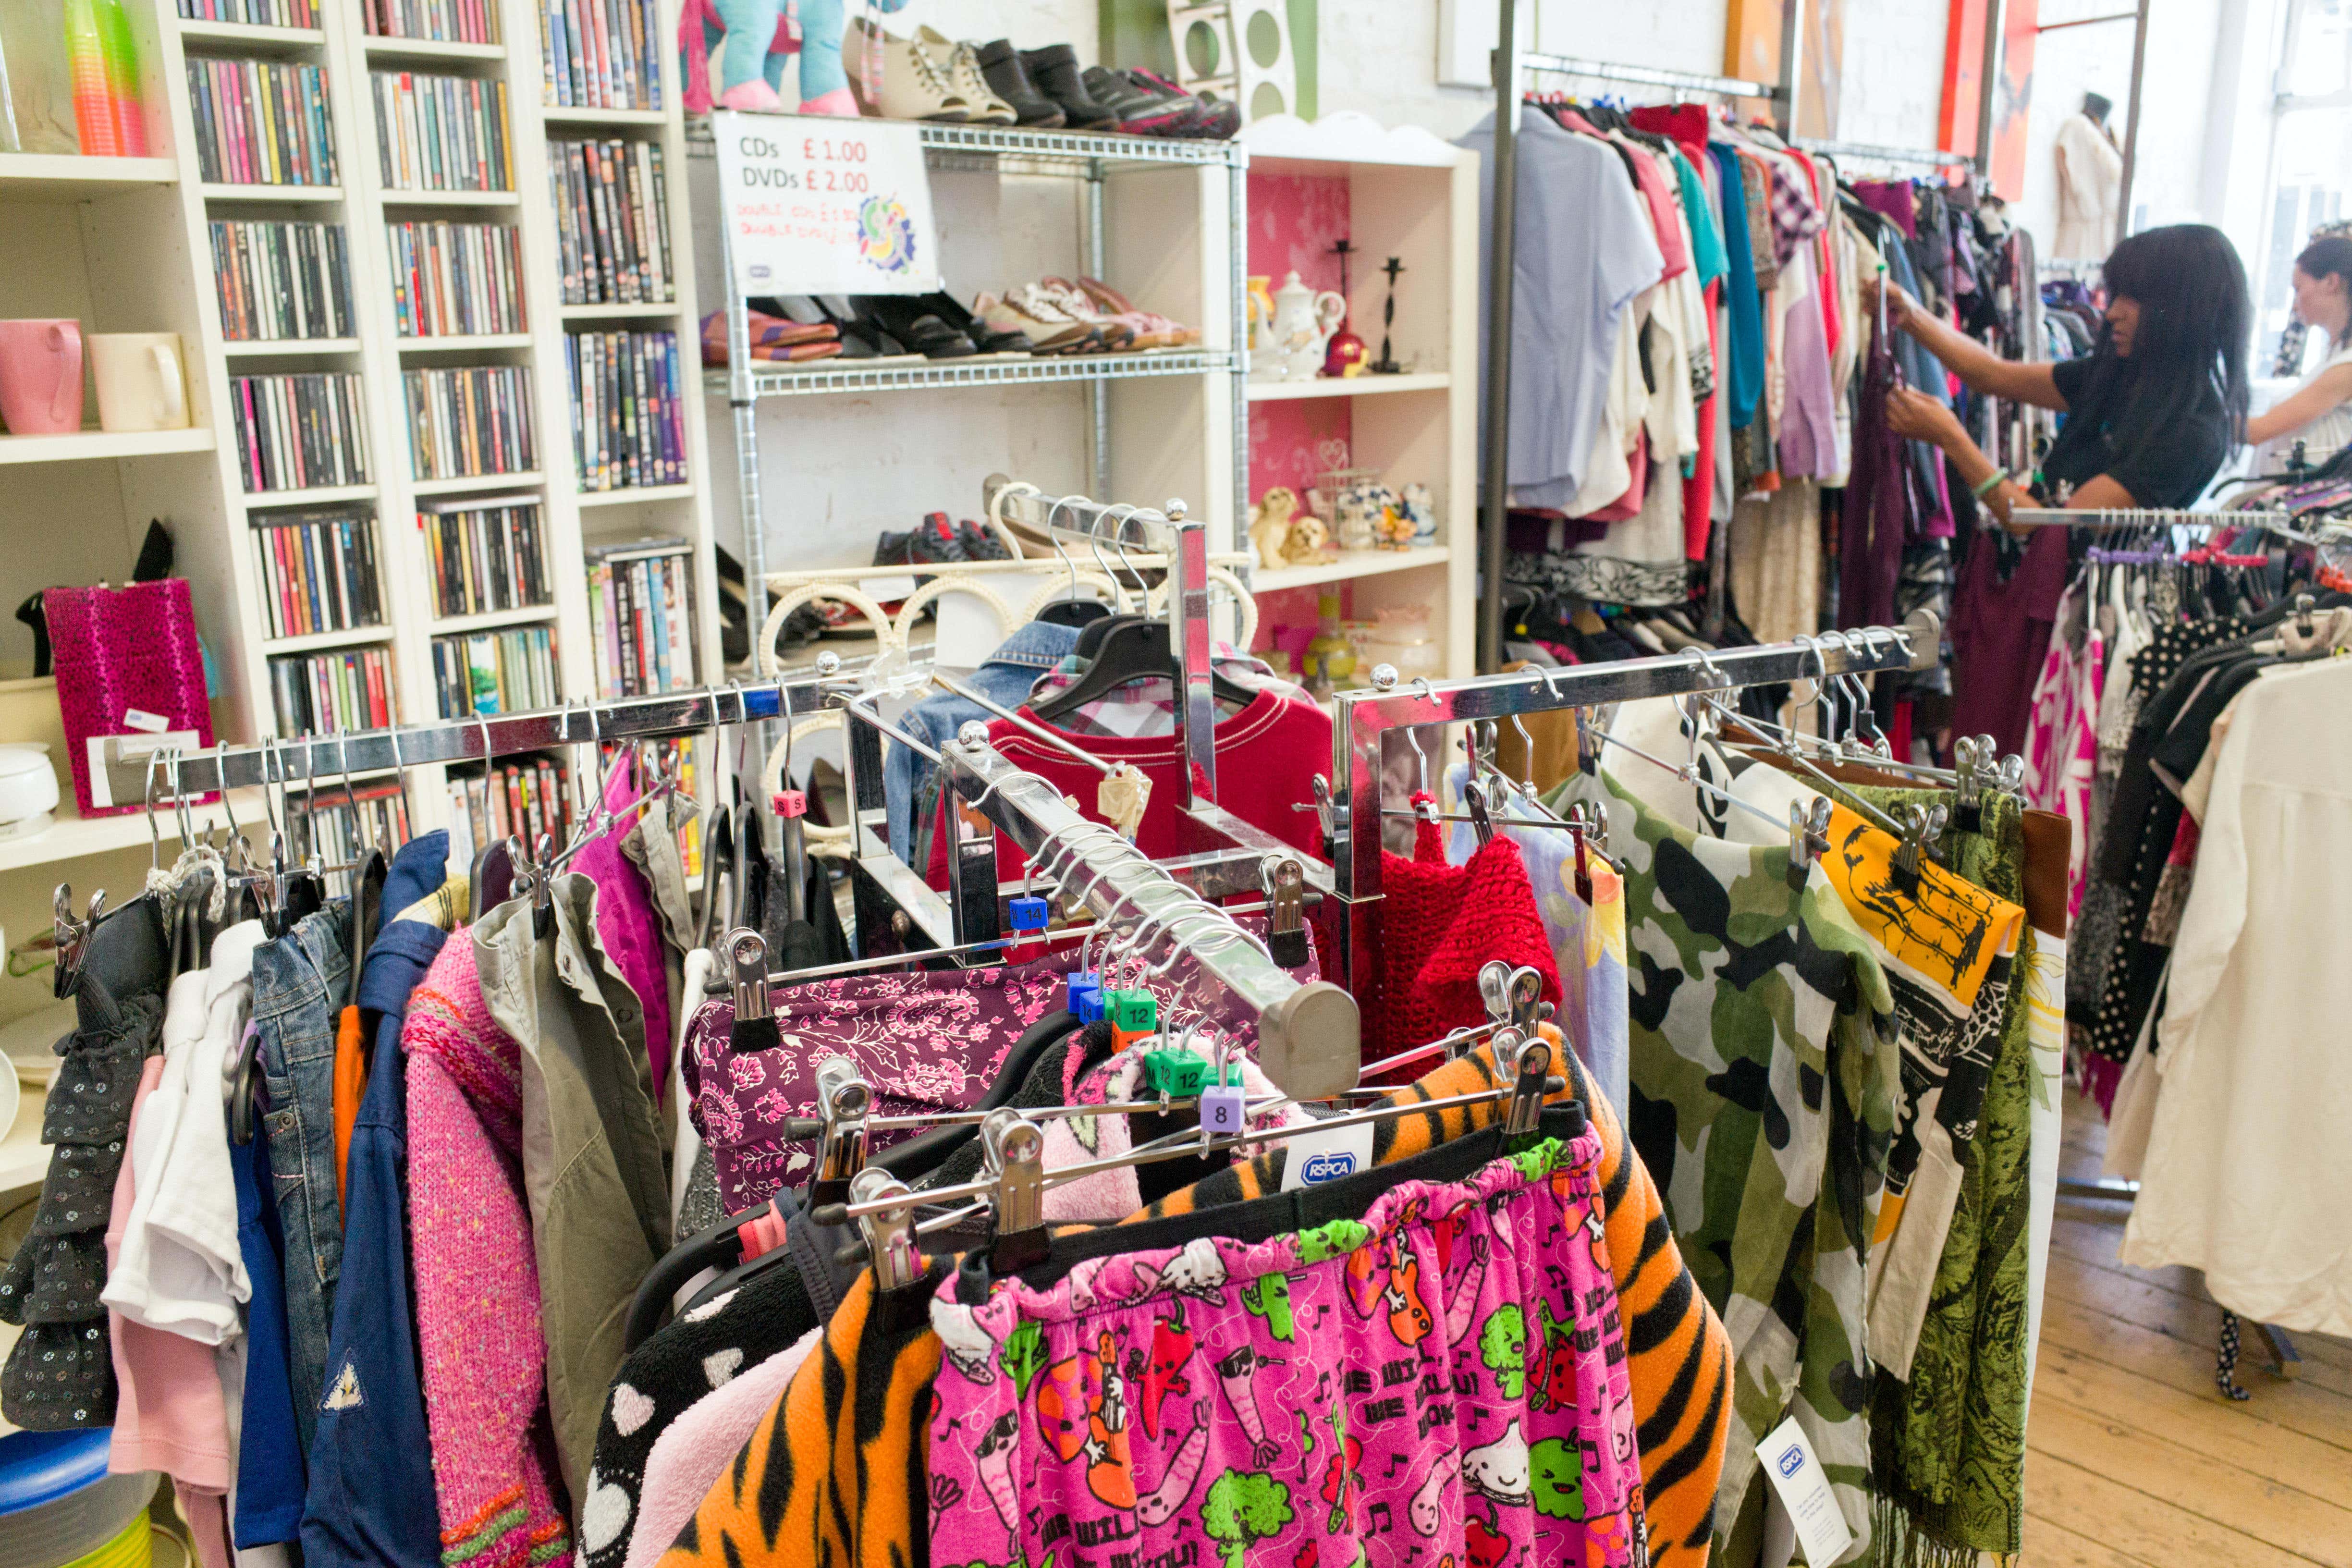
[{"x1": 1261, "y1": 270, "x2": 1346, "y2": 382}]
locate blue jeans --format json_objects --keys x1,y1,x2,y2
[
  {"x1": 882, "y1": 618, "x2": 1078, "y2": 860},
  {"x1": 252, "y1": 906, "x2": 349, "y2": 1461}
]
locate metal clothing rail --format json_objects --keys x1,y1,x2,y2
[
  {"x1": 1519, "y1": 52, "x2": 1779, "y2": 101},
  {"x1": 2005, "y1": 508, "x2": 2296, "y2": 531},
  {"x1": 1322, "y1": 608, "x2": 1941, "y2": 995},
  {"x1": 90, "y1": 679, "x2": 822, "y2": 809},
  {"x1": 1797, "y1": 138, "x2": 1972, "y2": 170},
  {"x1": 932, "y1": 734, "x2": 1359, "y2": 1099}
]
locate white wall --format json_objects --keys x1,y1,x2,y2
[{"x1": 1835, "y1": 0, "x2": 1949, "y2": 150}]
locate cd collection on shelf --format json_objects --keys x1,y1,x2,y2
[
  {"x1": 566, "y1": 330, "x2": 685, "y2": 491},
  {"x1": 431, "y1": 623, "x2": 558, "y2": 718},
  {"x1": 290, "y1": 782, "x2": 413, "y2": 894},
  {"x1": 445, "y1": 756, "x2": 574, "y2": 867},
  {"x1": 270, "y1": 644, "x2": 396, "y2": 735},
  {"x1": 251, "y1": 507, "x2": 384, "y2": 638},
  {"x1": 371, "y1": 70, "x2": 514, "y2": 193},
  {"x1": 587, "y1": 538, "x2": 695, "y2": 697},
  {"x1": 231, "y1": 371, "x2": 371, "y2": 494},
  {"x1": 549, "y1": 139, "x2": 673, "y2": 306},
  {"x1": 210, "y1": 220, "x2": 354, "y2": 342},
  {"x1": 179, "y1": 0, "x2": 319, "y2": 23},
  {"x1": 420, "y1": 494, "x2": 550, "y2": 616},
  {"x1": 363, "y1": 0, "x2": 500, "y2": 45},
  {"x1": 186, "y1": 57, "x2": 339, "y2": 187},
  {"x1": 388, "y1": 220, "x2": 527, "y2": 337},
  {"x1": 402, "y1": 364, "x2": 539, "y2": 480},
  {"x1": 536, "y1": 0, "x2": 662, "y2": 111}
]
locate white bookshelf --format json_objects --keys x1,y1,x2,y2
[
  {"x1": 1238, "y1": 116, "x2": 1479, "y2": 677},
  {"x1": 0, "y1": 0, "x2": 718, "y2": 873}
]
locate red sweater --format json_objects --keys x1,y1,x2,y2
[
  {"x1": 1368, "y1": 804, "x2": 1562, "y2": 1069},
  {"x1": 925, "y1": 692, "x2": 1332, "y2": 885}
]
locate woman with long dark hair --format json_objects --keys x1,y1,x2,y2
[
  {"x1": 2246, "y1": 234, "x2": 2352, "y2": 468},
  {"x1": 1870, "y1": 221, "x2": 2251, "y2": 523},
  {"x1": 1864, "y1": 223, "x2": 2253, "y2": 754}
]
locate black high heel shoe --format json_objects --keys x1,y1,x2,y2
[
  {"x1": 897, "y1": 289, "x2": 1030, "y2": 353},
  {"x1": 848, "y1": 294, "x2": 980, "y2": 359}
]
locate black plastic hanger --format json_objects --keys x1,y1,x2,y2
[
  {"x1": 1030, "y1": 617, "x2": 1254, "y2": 721},
  {"x1": 1036, "y1": 599, "x2": 1110, "y2": 627},
  {"x1": 347, "y1": 850, "x2": 386, "y2": 1006},
  {"x1": 470, "y1": 836, "x2": 514, "y2": 922},
  {"x1": 695, "y1": 805, "x2": 736, "y2": 953}
]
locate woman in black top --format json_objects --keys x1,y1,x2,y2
[{"x1": 1870, "y1": 222, "x2": 2250, "y2": 524}]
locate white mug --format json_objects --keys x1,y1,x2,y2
[{"x1": 89, "y1": 332, "x2": 188, "y2": 433}]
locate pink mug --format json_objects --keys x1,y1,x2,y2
[{"x1": 0, "y1": 319, "x2": 85, "y2": 436}]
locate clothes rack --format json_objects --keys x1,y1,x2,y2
[
  {"x1": 1480, "y1": 14, "x2": 1976, "y2": 666},
  {"x1": 1321, "y1": 606, "x2": 1942, "y2": 995},
  {"x1": 2004, "y1": 507, "x2": 2298, "y2": 533},
  {"x1": 1796, "y1": 138, "x2": 1974, "y2": 172},
  {"x1": 819, "y1": 486, "x2": 1326, "y2": 967}
]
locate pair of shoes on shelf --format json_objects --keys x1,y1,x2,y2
[
  {"x1": 754, "y1": 293, "x2": 1031, "y2": 360},
  {"x1": 973, "y1": 45, "x2": 1237, "y2": 137},
  {"x1": 844, "y1": 20, "x2": 1020, "y2": 123},
  {"x1": 978, "y1": 279, "x2": 1199, "y2": 353},
  {"x1": 698, "y1": 308, "x2": 842, "y2": 367},
  {"x1": 870, "y1": 514, "x2": 1010, "y2": 610}
]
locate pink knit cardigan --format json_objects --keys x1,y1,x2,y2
[{"x1": 405, "y1": 931, "x2": 574, "y2": 1568}]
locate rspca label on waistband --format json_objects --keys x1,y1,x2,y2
[{"x1": 1279, "y1": 1119, "x2": 1375, "y2": 1191}]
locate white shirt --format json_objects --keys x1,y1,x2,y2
[
  {"x1": 2254, "y1": 342, "x2": 2352, "y2": 473},
  {"x1": 102, "y1": 920, "x2": 265, "y2": 1343},
  {"x1": 2120, "y1": 658, "x2": 2352, "y2": 1335}
]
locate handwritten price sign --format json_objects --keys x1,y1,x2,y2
[{"x1": 711, "y1": 111, "x2": 940, "y2": 296}]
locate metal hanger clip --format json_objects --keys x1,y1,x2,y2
[
  {"x1": 1890, "y1": 802, "x2": 1948, "y2": 895},
  {"x1": 1261, "y1": 855, "x2": 1310, "y2": 968},
  {"x1": 849, "y1": 1168, "x2": 923, "y2": 1291},
  {"x1": 1788, "y1": 796, "x2": 1832, "y2": 889},
  {"x1": 728, "y1": 927, "x2": 772, "y2": 1021}
]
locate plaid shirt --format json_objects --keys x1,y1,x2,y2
[
  {"x1": 1023, "y1": 648, "x2": 1311, "y2": 739},
  {"x1": 1764, "y1": 151, "x2": 1828, "y2": 268}
]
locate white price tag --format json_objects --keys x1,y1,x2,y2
[
  {"x1": 1278, "y1": 1118, "x2": 1374, "y2": 1191},
  {"x1": 710, "y1": 111, "x2": 940, "y2": 297},
  {"x1": 1755, "y1": 1416, "x2": 1854, "y2": 1567}
]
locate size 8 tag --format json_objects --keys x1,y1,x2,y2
[
  {"x1": 1199, "y1": 1082, "x2": 1246, "y2": 1137},
  {"x1": 1754, "y1": 1416, "x2": 1853, "y2": 1567},
  {"x1": 1277, "y1": 1118, "x2": 1375, "y2": 1191}
]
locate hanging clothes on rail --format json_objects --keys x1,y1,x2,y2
[
  {"x1": 649, "y1": 1036, "x2": 1736, "y2": 1568},
  {"x1": 2119, "y1": 650, "x2": 2352, "y2": 1335},
  {"x1": 1551, "y1": 768, "x2": 1897, "y2": 1567},
  {"x1": 1, "y1": 900, "x2": 170, "y2": 1430}
]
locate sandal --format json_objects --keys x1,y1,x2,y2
[
  {"x1": 1058, "y1": 277, "x2": 1198, "y2": 349},
  {"x1": 1012, "y1": 282, "x2": 1134, "y2": 350},
  {"x1": 974, "y1": 290, "x2": 1097, "y2": 354}
]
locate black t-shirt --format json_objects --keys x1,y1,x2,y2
[{"x1": 2045, "y1": 354, "x2": 2231, "y2": 506}]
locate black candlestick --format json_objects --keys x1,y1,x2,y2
[{"x1": 1370, "y1": 256, "x2": 1406, "y2": 374}]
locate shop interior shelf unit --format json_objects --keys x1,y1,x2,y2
[
  {"x1": 688, "y1": 117, "x2": 1250, "y2": 644},
  {"x1": 712, "y1": 346, "x2": 1235, "y2": 399},
  {"x1": 0, "y1": 0, "x2": 720, "y2": 879}
]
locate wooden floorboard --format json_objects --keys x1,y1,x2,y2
[{"x1": 2022, "y1": 1089, "x2": 2352, "y2": 1565}]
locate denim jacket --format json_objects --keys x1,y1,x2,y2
[{"x1": 882, "y1": 618, "x2": 1080, "y2": 860}]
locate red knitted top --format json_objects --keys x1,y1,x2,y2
[{"x1": 1367, "y1": 794, "x2": 1564, "y2": 1069}]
